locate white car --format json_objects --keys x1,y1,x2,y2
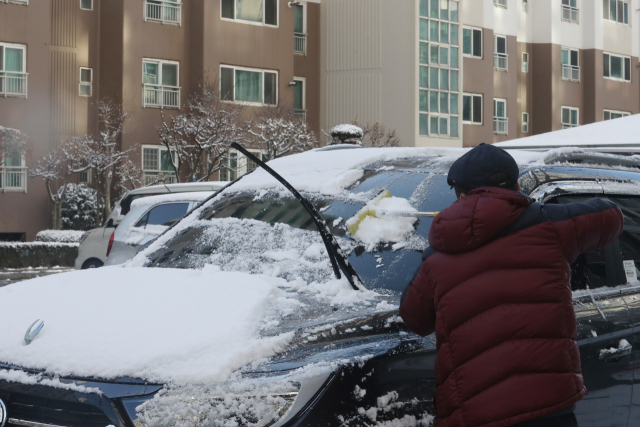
[
  {"x1": 104, "y1": 192, "x2": 212, "y2": 266},
  {"x1": 74, "y1": 182, "x2": 226, "y2": 269}
]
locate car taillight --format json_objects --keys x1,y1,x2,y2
[{"x1": 106, "y1": 231, "x2": 115, "y2": 257}]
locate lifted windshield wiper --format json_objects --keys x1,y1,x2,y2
[{"x1": 230, "y1": 143, "x2": 363, "y2": 291}]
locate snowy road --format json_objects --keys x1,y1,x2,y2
[{"x1": 0, "y1": 267, "x2": 72, "y2": 287}]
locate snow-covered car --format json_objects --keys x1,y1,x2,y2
[
  {"x1": 74, "y1": 182, "x2": 226, "y2": 269},
  {"x1": 104, "y1": 192, "x2": 213, "y2": 266},
  {"x1": 2, "y1": 147, "x2": 640, "y2": 427}
]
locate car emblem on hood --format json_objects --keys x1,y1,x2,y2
[
  {"x1": 0, "y1": 398, "x2": 6, "y2": 427},
  {"x1": 24, "y1": 320, "x2": 44, "y2": 345}
]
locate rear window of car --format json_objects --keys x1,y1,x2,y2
[{"x1": 136, "y1": 203, "x2": 190, "y2": 228}]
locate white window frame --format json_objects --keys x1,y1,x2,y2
[
  {"x1": 603, "y1": 52, "x2": 632, "y2": 82},
  {"x1": 142, "y1": 58, "x2": 181, "y2": 109},
  {"x1": 493, "y1": 98, "x2": 508, "y2": 135},
  {"x1": 522, "y1": 0, "x2": 528, "y2": 13},
  {"x1": 522, "y1": 52, "x2": 529, "y2": 73},
  {"x1": 79, "y1": 67, "x2": 92, "y2": 97},
  {"x1": 493, "y1": 34, "x2": 508, "y2": 71},
  {"x1": 522, "y1": 112, "x2": 529, "y2": 133},
  {"x1": 561, "y1": 47, "x2": 580, "y2": 82},
  {"x1": 79, "y1": 0, "x2": 93, "y2": 10},
  {"x1": 561, "y1": 106, "x2": 579, "y2": 128},
  {"x1": 293, "y1": 76, "x2": 306, "y2": 121},
  {"x1": 603, "y1": 0, "x2": 630, "y2": 25},
  {"x1": 0, "y1": 152, "x2": 27, "y2": 193},
  {"x1": 141, "y1": 145, "x2": 177, "y2": 184},
  {"x1": 561, "y1": 0, "x2": 579, "y2": 23},
  {"x1": 144, "y1": 0, "x2": 182, "y2": 26},
  {"x1": 604, "y1": 109, "x2": 631, "y2": 120},
  {"x1": 493, "y1": 0, "x2": 507, "y2": 8},
  {"x1": 220, "y1": 65, "x2": 279, "y2": 107},
  {"x1": 3, "y1": 0, "x2": 29, "y2": 5},
  {"x1": 220, "y1": 149, "x2": 266, "y2": 181},
  {"x1": 462, "y1": 26, "x2": 483, "y2": 59},
  {"x1": 0, "y1": 42, "x2": 28, "y2": 98},
  {"x1": 293, "y1": 2, "x2": 307, "y2": 55},
  {"x1": 220, "y1": 0, "x2": 279, "y2": 28},
  {"x1": 462, "y1": 93, "x2": 483, "y2": 125}
]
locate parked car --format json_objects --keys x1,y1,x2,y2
[
  {"x1": 104, "y1": 192, "x2": 212, "y2": 266},
  {"x1": 2, "y1": 148, "x2": 640, "y2": 427},
  {"x1": 74, "y1": 182, "x2": 226, "y2": 269}
]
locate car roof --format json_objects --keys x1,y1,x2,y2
[{"x1": 127, "y1": 182, "x2": 228, "y2": 195}]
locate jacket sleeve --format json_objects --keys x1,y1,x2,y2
[
  {"x1": 546, "y1": 198, "x2": 624, "y2": 263},
  {"x1": 400, "y1": 260, "x2": 437, "y2": 337}
]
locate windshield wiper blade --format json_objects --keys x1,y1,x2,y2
[{"x1": 230, "y1": 143, "x2": 363, "y2": 291}]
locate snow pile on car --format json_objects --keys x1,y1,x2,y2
[{"x1": 129, "y1": 191, "x2": 213, "y2": 209}]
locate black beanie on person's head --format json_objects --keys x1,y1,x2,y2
[{"x1": 447, "y1": 143, "x2": 519, "y2": 193}]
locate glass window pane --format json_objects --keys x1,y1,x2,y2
[
  {"x1": 570, "y1": 50, "x2": 579, "y2": 66},
  {"x1": 561, "y1": 49, "x2": 569, "y2": 65},
  {"x1": 420, "y1": 66, "x2": 429, "y2": 88},
  {"x1": 495, "y1": 100, "x2": 505, "y2": 117},
  {"x1": 439, "y1": 46, "x2": 448, "y2": 65},
  {"x1": 611, "y1": 55, "x2": 623, "y2": 79},
  {"x1": 603, "y1": 0, "x2": 609, "y2": 20},
  {"x1": 450, "y1": 24, "x2": 459, "y2": 46},
  {"x1": 294, "y1": 5, "x2": 304, "y2": 32},
  {"x1": 463, "y1": 28, "x2": 472, "y2": 55},
  {"x1": 420, "y1": 42, "x2": 429, "y2": 64},
  {"x1": 440, "y1": 69, "x2": 449, "y2": 90},
  {"x1": 146, "y1": 203, "x2": 189, "y2": 226},
  {"x1": 80, "y1": 68, "x2": 92, "y2": 83},
  {"x1": 450, "y1": 93, "x2": 458, "y2": 115},
  {"x1": 430, "y1": 67, "x2": 439, "y2": 88},
  {"x1": 221, "y1": 67, "x2": 234, "y2": 100},
  {"x1": 440, "y1": 92, "x2": 448, "y2": 114},
  {"x1": 143, "y1": 148, "x2": 158, "y2": 171},
  {"x1": 420, "y1": 90, "x2": 429, "y2": 112},
  {"x1": 264, "y1": 0, "x2": 277, "y2": 25},
  {"x1": 473, "y1": 96, "x2": 482, "y2": 123},
  {"x1": 430, "y1": 0, "x2": 439, "y2": 18},
  {"x1": 440, "y1": 0, "x2": 448, "y2": 20},
  {"x1": 571, "y1": 109, "x2": 578, "y2": 125},
  {"x1": 617, "y1": 0, "x2": 624, "y2": 23},
  {"x1": 430, "y1": 45, "x2": 439, "y2": 64},
  {"x1": 222, "y1": 0, "x2": 234, "y2": 18},
  {"x1": 450, "y1": 1, "x2": 459, "y2": 22},
  {"x1": 264, "y1": 72, "x2": 277, "y2": 105},
  {"x1": 473, "y1": 29, "x2": 482, "y2": 57},
  {"x1": 496, "y1": 37, "x2": 506, "y2": 54},
  {"x1": 439, "y1": 117, "x2": 448, "y2": 135},
  {"x1": 562, "y1": 108, "x2": 570, "y2": 124},
  {"x1": 611, "y1": 0, "x2": 617, "y2": 21},
  {"x1": 143, "y1": 62, "x2": 159, "y2": 84},
  {"x1": 161, "y1": 63, "x2": 178, "y2": 86},
  {"x1": 624, "y1": 2, "x2": 629, "y2": 24},
  {"x1": 430, "y1": 116, "x2": 439, "y2": 134},
  {"x1": 450, "y1": 70, "x2": 459, "y2": 91},
  {"x1": 463, "y1": 95, "x2": 471, "y2": 121},
  {"x1": 451, "y1": 47, "x2": 459, "y2": 68},
  {"x1": 430, "y1": 91, "x2": 439, "y2": 112},
  {"x1": 419, "y1": 113, "x2": 429, "y2": 135},
  {"x1": 604, "y1": 110, "x2": 611, "y2": 120},
  {"x1": 604, "y1": 54, "x2": 610, "y2": 77},
  {"x1": 420, "y1": 18, "x2": 429, "y2": 41},
  {"x1": 625, "y1": 57, "x2": 631, "y2": 81},
  {"x1": 430, "y1": 20, "x2": 439, "y2": 42},
  {"x1": 236, "y1": 0, "x2": 263, "y2": 22},
  {"x1": 440, "y1": 22, "x2": 449, "y2": 44},
  {"x1": 79, "y1": 84, "x2": 91, "y2": 96},
  {"x1": 450, "y1": 116, "x2": 459, "y2": 138},
  {"x1": 420, "y1": 0, "x2": 429, "y2": 17},
  {"x1": 293, "y1": 80, "x2": 303, "y2": 109},
  {"x1": 80, "y1": 0, "x2": 92, "y2": 9},
  {"x1": 235, "y1": 69, "x2": 262, "y2": 103},
  {"x1": 160, "y1": 150, "x2": 174, "y2": 171}
]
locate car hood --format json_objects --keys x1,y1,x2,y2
[{"x1": 0, "y1": 266, "x2": 392, "y2": 386}]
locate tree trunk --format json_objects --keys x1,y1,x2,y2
[
  {"x1": 103, "y1": 176, "x2": 112, "y2": 220},
  {"x1": 52, "y1": 201, "x2": 62, "y2": 230}
]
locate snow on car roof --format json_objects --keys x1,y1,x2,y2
[{"x1": 129, "y1": 191, "x2": 214, "y2": 209}]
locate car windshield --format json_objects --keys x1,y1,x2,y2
[{"x1": 146, "y1": 158, "x2": 458, "y2": 294}]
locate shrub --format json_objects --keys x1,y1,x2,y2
[{"x1": 61, "y1": 184, "x2": 99, "y2": 231}]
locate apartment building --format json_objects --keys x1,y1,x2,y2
[
  {"x1": 321, "y1": 0, "x2": 640, "y2": 147},
  {"x1": 0, "y1": 0, "x2": 320, "y2": 240}
]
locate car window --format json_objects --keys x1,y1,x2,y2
[{"x1": 136, "y1": 203, "x2": 190, "y2": 228}]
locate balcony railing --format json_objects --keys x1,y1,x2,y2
[
  {"x1": 494, "y1": 53, "x2": 508, "y2": 71},
  {"x1": 143, "y1": 84, "x2": 180, "y2": 109},
  {"x1": 0, "y1": 72, "x2": 28, "y2": 98},
  {"x1": 294, "y1": 33, "x2": 307, "y2": 55},
  {"x1": 493, "y1": 117, "x2": 508, "y2": 135},
  {"x1": 142, "y1": 172, "x2": 176, "y2": 186},
  {"x1": 145, "y1": 0, "x2": 181, "y2": 25},
  {"x1": 294, "y1": 109, "x2": 307, "y2": 121},
  {"x1": 3, "y1": 0, "x2": 29, "y2": 4},
  {"x1": 562, "y1": 64, "x2": 580, "y2": 82},
  {"x1": 562, "y1": 5, "x2": 579, "y2": 23},
  {"x1": 562, "y1": 123, "x2": 578, "y2": 129},
  {"x1": 493, "y1": 0, "x2": 507, "y2": 7},
  {"x1": 0, "y1": 167, "x2": 27, "y2": 192}
]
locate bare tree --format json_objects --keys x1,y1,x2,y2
[
  {"x1": 0, "y1": 126, "x2": 30, "y2": 158},
  {"x1": 247, "y1": 106, "x2": 318, "y2": 160},
  {"x1": 29, "y1": 138, "x2": 92, "y2": 230},
  {"x1": 115, "y1": 159, "x2": 144, "y2": 194},
  {"x1": 353, "y1": 120, "x2": 400, "y2": 148},
  {"x1": 157, "y1": 84, "x2": 246, "y2": 182}
]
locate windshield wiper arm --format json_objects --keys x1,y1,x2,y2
[{"x1": 230, "y1": 143, "x2": 363, "y2": 291}]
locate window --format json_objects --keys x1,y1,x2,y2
[
  {"x1": 604, "y1": 53, "x2": 631, "y2": 82},
  {"x1": 79, "y1": 67, "x2": 92, "y2": 97},
  {"x1": 493, "y1": 98, "x2": 507, "y2": 135},
  {"x1": 562, "y1": 0, "x2": 579, "y2": 23},
  {"x1": 418, "y1": 0, "x2": 460, "y2": 138},
  {"x1": 522, "y1": 112, "x2": 529, "y2": 133},
  {"x1": 221, "y1": 0, "x2": 278, "y2": 27},
  {"x1": 494, "y1": 0, "x2": 507, "y2": 8},
  {"x1": 494, "y1": 35, "x2": 507, "y2": 71},
  {"x1": 462, "y1": 27, "x2": 482, "y2": 58},
  {"x1": 80, "y1": 0, "x2": 92, "y2": 10},
  {"x1": 142, "y1": 59, "x2": 180, "y2": 108},
  {"x1": 561, "y1": 106, "x2": 579, "y2": 128},
  {"x1": 522, "y1": 0, "x2": 528, "y2": 12},
  {"x1": 462, "y1": 94, "x2": 483, "y2": 125},
  {"x1": 561, "y1": 48, "x2": 580, "y2": 82},
  {"x1": 604, "y1": 109, "x2": 631, "y2": 120},
  {"x1": 4, "y1": 0, "x2": 28, "y2": 5},
  {"x1": 293, "y1": 77, "x2": 306, "y2": 121},
  {"x1": 0, "y1": 42, "x2": 27, "y2": 98},
  {"x1": 142, "y1": 146, "x2": 177, "y2": 184},
  {"x1": 136, "y1": 203, "x2": 190, "y2": 228},
  {"x1": 522, "y1": 52, "x2": 529, "y2": 73},
  {"x1": 294, "y1": 3, "x2": 307, "y2": 55},
  {"x1": 145, "y1": 0, "x2": 182, "y2": 25},
  {"x1": 603, "y1": 0, "x2": 629, "y2": 25},
  {"x1": 220, "y1": 65, "x2": 278, "y2": 106},
  {"x1": 0, "y1": 152, "x2": 26, "y2": 192}
]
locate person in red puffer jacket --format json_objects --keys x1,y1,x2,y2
[{"x1": 399, "y1": 144, "x2": 624, "y2": 427}]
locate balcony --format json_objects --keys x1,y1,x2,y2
[
  {"x1": 0, "y1": 72, "x2": 28, "y2": 98},
  {"x1": 143, "y1": 84, "x2": 180, "y2": 109},
  {"x1": 294, "y1": 33, "x2": 307, "y2": 55},
  {"x1": 562, "y1": 64, "x2": 580, "y2": 82},
  {"x1": 493, "y1": 117, "x2": 508, "y2": 135},
  {"x1": 145, "y1": 0, "x2": 181, "y2": 25},
  {"x1": 562, "y1": 5, "x2": 579, "y2": 23},
  {"x1": 493, "y1": 0, "x2": 507, "y2": 8},
  {"x1": 0, "y1": 167, "x2": 27, "y2": 192},
  {"x1": 494, "y1": 53, "x2": 508, "y2": 71},
  {"x1": 294, "y1": 109, "x2": 307, "y2": 121}
]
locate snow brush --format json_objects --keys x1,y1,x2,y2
[{"x1": 346, "y1": 190, "x2": 439, "y2": 235}]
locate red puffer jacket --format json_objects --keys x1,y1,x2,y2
[{"x1": 399, "y1": 187, "x2": 623, "y2": 427}]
